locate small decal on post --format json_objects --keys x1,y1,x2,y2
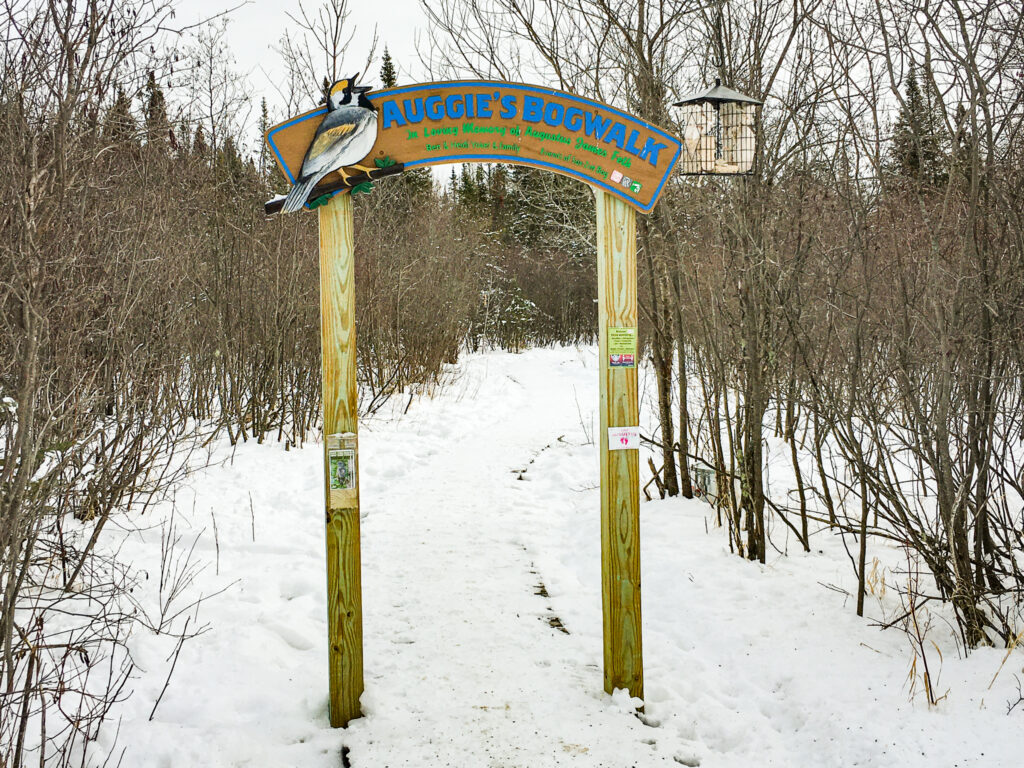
[
  {"x1": 326, "y1": 432, "x2": 358, "y2": 492},
  {"x1": 329, "y1": 448, "x2": 356, "y2": 490},
  {"x1": 608, "y1": 326, "x2": 638, "y2": 368},
  {"x1": 608, "y1": 426, "x2": 640, "y2": 450}
]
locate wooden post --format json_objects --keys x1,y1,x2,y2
[
  {"x1": 595, "y1": 189, "x2": 643, "y2": 700},
  {"x1": 319, "y1": 191, "x2": 364, "y2": 727}
]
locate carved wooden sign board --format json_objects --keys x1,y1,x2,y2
[{"x1": 265, "y1": 80, "x2": 682, "y2": 213}]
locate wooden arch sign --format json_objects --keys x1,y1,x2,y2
[
  {"x1": 266, "y1": 80, "x2": 681, "y2": 212},
  {"x1": 265, "y1": 80, "x2": 681, "y2": 729}
]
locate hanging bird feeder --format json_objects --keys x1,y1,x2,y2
[{"x1": 673, "y1": 79, "x2": 761, "y2": 175}]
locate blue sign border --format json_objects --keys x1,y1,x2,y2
[{"x1": 266, "y1": 80, "x2": 682, "y2": 213}]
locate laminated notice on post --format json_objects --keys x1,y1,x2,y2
[
  {"x1": 326, "y1": 433, "x2": 357, "y2": 492},
  {"x1": 608, "y1": 426, "x2": 640, "y2": 450},
  {"x1": 329, "y1": 449, "x2": 356, "y2": 490},
  {"x1": 608, "y1": 327, "x2": 637, "y2": 368}
]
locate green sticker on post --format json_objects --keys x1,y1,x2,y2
[{"x1": 608, "y1": 327, "x2": 637, "y2": 368}]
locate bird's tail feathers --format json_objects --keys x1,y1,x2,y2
[{"x1": 281, "y1": 175, "x2": 321, "y2": 214}]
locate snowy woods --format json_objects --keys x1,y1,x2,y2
[
  {"x1": 422, "y1": 0, "x2": 1024, "y2": 649},
  {"x1": 2, "y1": 0, "x2": 1023, "y2": 765}
]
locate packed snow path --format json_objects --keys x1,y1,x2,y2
[
  {"x1": 350, "y1": 348, "x2": 661, "y2": 766},
  {"x1": 106, "y1": 348, "x2": 1022, "y2": 767}
]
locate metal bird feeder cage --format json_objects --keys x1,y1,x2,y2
[{"x1": 673, "y1": 79, "x2": 762, "y2": 175}]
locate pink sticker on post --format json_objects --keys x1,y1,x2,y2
[{"x1": 608, "y1": 426, "x2": 640, "y2": 450}]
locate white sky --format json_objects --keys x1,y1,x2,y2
[
  {"x1": 168, "y1": 0, "x2": 445, "y2": 173},
  {"x1": 171, "y1": 0, "x2": 431, "y2": 115}
]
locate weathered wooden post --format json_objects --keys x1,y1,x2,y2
[
  {"x1": 596, "y1": 189, "x2": 643, "y2": 700},
  {"x1": 319, "y1": 191, "x2": 364, "y2": 727}
]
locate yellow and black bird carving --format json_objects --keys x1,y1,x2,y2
[{"x1": 281, "y1": 75, "x2": 378, "y2": 213}]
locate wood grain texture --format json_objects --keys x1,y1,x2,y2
[
  {"x1": 319, "y1": 192, "x2": 364, "y2": 727},
  {"x1": 595, "y1": 189, "x2": 644, "y2": 700}
]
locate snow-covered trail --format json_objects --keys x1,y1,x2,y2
[
  {"x1": 99, "y1": 346, "x2": 1022, "y2": 768},
  {"x1": 348, "y1": 347, "x2": 665, "y2": 766},
  {"x1": 107, "y1": 346, "x2": 680, "y2": 767}
]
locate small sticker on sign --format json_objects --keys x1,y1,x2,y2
[{"x1": 608, "y1": 426, "x2": 640, "y2": 450}]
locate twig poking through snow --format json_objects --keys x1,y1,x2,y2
[
  {"x1": 149, "y1": 617, "x2": 190, "y2": 722},
  {"x1": 210, "y1": 508, "x2": 220, "y2": 576}
]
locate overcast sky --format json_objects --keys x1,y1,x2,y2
[
  {"x1": 163, "y1": 0, "x2": 439, "y2": 175},
  {"x1": 172, "y1": 0, "x2": 431, "y2": 114}
]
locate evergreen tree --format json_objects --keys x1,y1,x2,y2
[
  {"x1": 474, "y1": 165, "x2": 487, "y2": 203},
  {"x1": 452, "y1": 165, "x2": 492, "y2": 216},
  {"x1": 950, "y1": 103, "x2": 973, "y2": 186},
  {"x1": 447, "y1": 167, "x2": 459, "y2": 202},
  {"x1": 216, "y1": 135, "x2": 246, "y2": 183},
  {"x1": 508, "y1": 166, "x2": 549, "y2": 247},
  {"x1": 104, "y1": 86, "x2": 136, "y2": 145},
  {"x1": 890, "y1": 62, "x2": 948, "y2": 186},
  {"x1": 457, "y1": 165, "x2": 485, "y2": 212},
  {"x1": 400, "y1": 162, "x2": 434, "y2": 197},
  {"x1": 175, "y1": 121, "x2": 191, "y2": 161},
  {"x1": 506, "y1": 165, "x2": 593, "y2": 259},
  {"x1": 380, "y1": 47, "x2": 398, "y2": 89},
  {"x1": 142, "y1": 71, "x2": 168, "y2": 147},
  {"x1": 257, "y1": 98, "x2": 272, "y2": 179},
  {"x1": 192, "y1": 123, "x2": 209, "y2": 162}
]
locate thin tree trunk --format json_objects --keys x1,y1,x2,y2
[
  {"x1": 785, "y1": 365, "x2": 809, "y2": 551},
  {"x1": 856, "y1": 465, "x2": 869, "y2": 617},
  {"x1": 812, "y1": 408, "x2": 837, "y2": 528},
  {"x1": 671, "y1": 270, "x2": 693, "y2": 498},
  {"x1": 640, "y1": 222, "x2": 678, "y2": 496}
]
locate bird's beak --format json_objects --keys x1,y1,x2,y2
[{"x1": 347, "y1": 72, "x2": 372, "y2": 94}]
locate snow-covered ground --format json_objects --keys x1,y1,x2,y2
[{"x1": 92, "y1": 347, "x2": 1022, "y2": 767}]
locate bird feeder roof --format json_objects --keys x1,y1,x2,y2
[{"x1": 673, "y1": 80, "x2": 762, "y2": 107}]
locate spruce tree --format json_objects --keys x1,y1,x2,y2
[
  {"x1": 380, "y1": 47, "x2": 398, "y2": 89},
  {"x1": 104, "y1": 86, "x2": 136, "y2": 145},
  {"x1": 257, "y1": 98, "x2": 272, "y2": 179},
  {"x1": 192, "y1": 123, "x2": 209, "y2": 162},
  {"x1": 448, "y1": 168, "x2": 459, "y2": 201},
  {"x1": 175, "y1": 122, "x2": 191, "y2": 161},
  {"x1": 457, "y1": 165, "x2": 481, "y2": 211},
  {"x1": 142, "y1": 71, "x2": 168, "y2": 147},
  {"x1": 508, "y1": 166, "x2": 551, "y2": 248},
  {"x1": 950, "y1": 103, "x2": 973, "y2": 186},
  {"x1": 890, "y1": 62, "x2": 948, "y2": 186},
  {"x1": 891, "y1": 63, "x2": 925, "y2": 179}
]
